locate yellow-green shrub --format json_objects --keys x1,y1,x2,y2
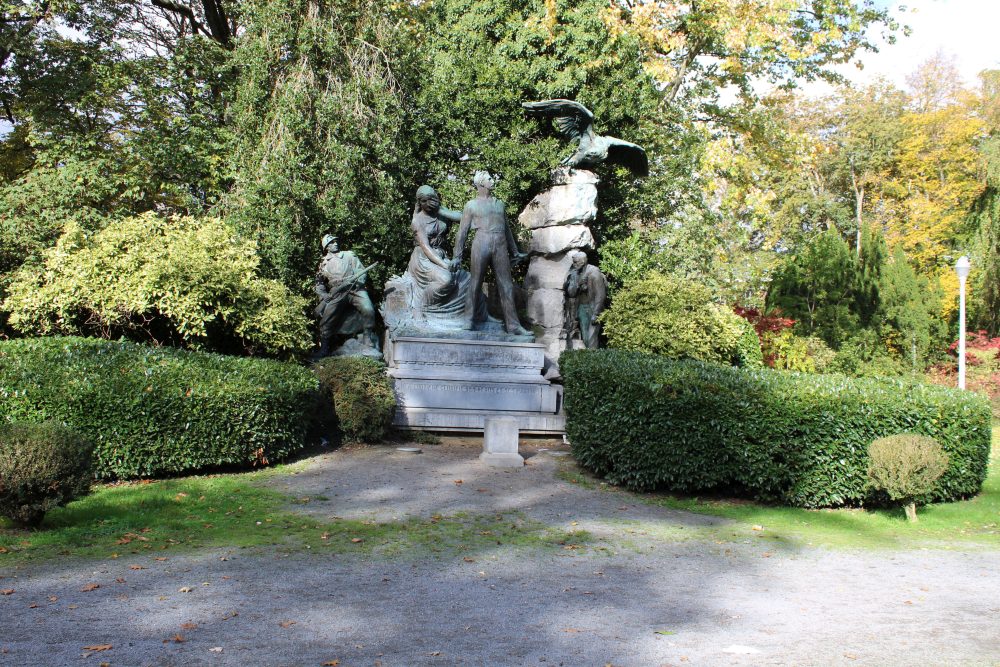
[
  {"x1": 868, "y1": 434, "x2": 949, "y2": 520},
  {"x1": 2, "y1": 213, "x2": 311, "y2": 357},
  {"x1": 601, "y1": 273, "x2": 761, "y2": 367}
]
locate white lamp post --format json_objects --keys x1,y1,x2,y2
[{"x1": 955, "y1": 255, "x2": 971, "y2": 390}]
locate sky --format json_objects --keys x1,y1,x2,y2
[{"x1": 835, "y1": 0, "x2": 1000, "y2": 91}]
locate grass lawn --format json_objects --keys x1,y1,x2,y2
[
  {"x1": 562, "y1": 426, "x2": 1000, "y2": 550},
  {"x1": 3, "y1": 430, "x2": 996, "y2": 564},
  {"x1": 0, "y1": 468, "x2": 589, "y2": 567}
]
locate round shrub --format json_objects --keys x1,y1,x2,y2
[
  {"x1": 0, "y1": 422, "x2": 94, "y2": 527},
  {"x1": 868, "y1": 434, "x2": 949, "y2": 522},
  {"x1": 600, "y1": 272, "x2": 757, "y2": 366},
  {"x1": 0, "y1": 337, "x2": 320, "y2": 479},
  {"x1": 314, "y1": 357, "x2": 395, "y2": 443}
]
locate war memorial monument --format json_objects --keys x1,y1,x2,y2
[{"x1": 315, "y1": 99, "x2": 642, "y2": 439}]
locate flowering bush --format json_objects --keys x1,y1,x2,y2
[
  {"x1": 928, "y1": 330, "x2": 1000, "y2": 418},
  {"x1": 733, "y1": 306, "x2": 832, "y2": 371}
]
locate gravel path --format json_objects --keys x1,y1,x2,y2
[{"x1": 2, "y1": 438, "x2": 999, "y2": 667}]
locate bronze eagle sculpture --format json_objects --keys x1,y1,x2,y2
[{"x1": 522, "y1": 99, "x2": 648, "y2": 177}]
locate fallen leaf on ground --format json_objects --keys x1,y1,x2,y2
[
  {"x1": 29, "y1": 603, "x2": 38, "y2": 608},
  {"x1": 209, "y1": 647, "x2": 223, "y2": 653},
  {"x1": 752, "y1": 525, "x2": 764, "y2": 531},
  {"x1": 0, "y1": 589, "x2": 13, "y2": 595},
  {"x1": 115, "y1": 578, "x2": 126, "y2": 584},
  {"x1": 350, "y1": 538, "x2": 363, "y2": 543},
  {"x1": 47, "y1": 596, "x2": 57, "y2": 602},
  {"x1": 562, "y1": 628, "x2": 582, "y2": 633},
  {"x1": 80, "y1": 583, "x2": 100, "y2": 592},
  {"x1": 654, "y1": 630, "x2": 675, "y2": 635},
  {"x1": 154, "y1": 557, "x2": 168, "y2": 561},
  {"x1": 181, "y1": 623, "x2": 197, "y2": 630},
  {"x1": 164, "y1": 634, "x2": 185, "y2": 644},
  {"x1": 463, "y1": 557, "x2": 475, "y2": 563},
  {"x1": 82, "y1": 644, "x2": 112, "y2": 652},
  {"x1": 453, "y1": 480, "x2": 463, "y2": 485},
  {"x1": 844, "y1": 654, "x2": 858, "y2": 660},
  {"x1": 279, "y1": 621, "x2": 296, "y2": 628},
  {"x1": 129, "y1": 565, "x2": 145, "y2": 570},
  {"x1": 178, "y1": 587, "x2": 193, "y2": 593},
  {"x1": 476, "y1": 488, "x2": 488, "y2": 493},
  {"x1": 322, "y1": 661, "x2": 340, "y2": 666}
]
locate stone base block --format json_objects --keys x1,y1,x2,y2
[
  {"x1": 479, "y1": 452, "x2": 524, "y2": 467},
  {"x1": 484, "y1": 416, "x2": 519, "y2": 452},
  {"x1": 393, "y1": 408, "x2": 566, "y2": 434},
  {"x1": 481, "y1": 414, "x2": 524, "y2": 466},
  {"x1": 388, "y1": 335, "x2": 565, "y2": 435}
]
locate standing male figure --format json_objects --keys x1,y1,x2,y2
[
  {"x1": 563, "y1": 250, "x2": 607, "y2": 349},
  {"x1": 452, "y1": 171, "x2": 530, "y2": 335},
  {"x1": 315, "y1": 234, "x2": 379, "y2": 357}
]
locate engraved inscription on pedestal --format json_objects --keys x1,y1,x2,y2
[{"x1": 388, "y1": 336, "x2": 565, "y2": 434}]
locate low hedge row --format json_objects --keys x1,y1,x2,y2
[
  {"x1": 0, "y1": 337, "x2": 320, "y2": 479},
  {"x1": 561, "y1": 349, "x2": 992, "y2": 508}
]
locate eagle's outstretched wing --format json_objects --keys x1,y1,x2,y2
[
  {"x1": 605, "y1": 139, "x2": 649, "y2": 177},
  {"x1": 522, "y1": 99, "x2": 594, "y2": 141}
]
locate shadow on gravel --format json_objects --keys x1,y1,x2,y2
[{"x1": 0, "y1": 437, "x2": 780, "y2": 666}]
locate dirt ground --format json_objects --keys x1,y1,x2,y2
[{"x1": 2, "y1": 437, "x2": 999, "y2": 667}]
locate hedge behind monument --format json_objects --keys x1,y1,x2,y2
[
  {"x1": 0, "y1": 337, "x2": 319, "y2": 479},
  {"x1": 561, "y1": 349, "x2": 991, "y2": 508}
]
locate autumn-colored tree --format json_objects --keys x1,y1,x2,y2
[{"x1": 888, "y1": 56, "x2": 984, "y2": 272}]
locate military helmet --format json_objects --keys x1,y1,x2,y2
[{"x1": 321, "y1": 233, "x2": 337, "y2": 250}]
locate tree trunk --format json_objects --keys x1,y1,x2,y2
[{"x1": 904, "y1": 502, "x2": 918, "y2": 523}]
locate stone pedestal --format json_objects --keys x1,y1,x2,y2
[
  {"x1": 480, "y1": 417, "x2": 524, "y2": 467},
  {"x1": 387, "y1": 337, "x2": 565, "y2": 434},
  {"x1": 519, "y1": 168, "x2": 599, "y2": 378}
]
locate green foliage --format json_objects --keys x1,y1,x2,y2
[
  {"x1": 767, "y1": 225, "x2": 944, "y2": 375},
  {"x1": 875, "y1": 247, "x2": 944, "y2": 366},
  {"x1": 828, "y1": 329, "x2": 908, "y2": 378},
  {"x1": 561, "y1": 349, "x2": 991, "y2": 508},
  {"x1": 868, "y1": 434, "x2": 949, "y2": 505},
  {"x1": 733, "y1": 316, "x2": 764, "y2": 369},
  {"x1": 0, "y1": 337, "x2": 319, "y2": 479},
  {"x1": 226, "y1": 0, "x2": 663, "y2": 294},
  {"x1": 313, "y1": 356, "x2": 396, "y2": 444},
  {"x1": 0, "y1": 2, "x2": 233, "y2": 288},
  {"x1": 969, "y1": 138, "x2": 1000, "y2": 336},
  {"x1": 766, "y1": 332, "x2": 836, "y2": 373},
  {"x1": 601, "y1": 272, "x2": 757, "y2": 367},
  {"x1": 2, "y1": 213, "x2": 311, "y2": 357},
  {"x1": 0, "y1": 422, "x2": 94, "y2": 527},
  {"x1": 766, "y1": 230, "x2": 861, "y2": 347}
]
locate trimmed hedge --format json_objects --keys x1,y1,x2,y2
[
  {"x1": 0, "y1": 422, "x2": 94, "y2": 526},
  {"x1": 0, "y1": 337, "x2": 320, "y2": 479},
  {"x1": 561, "y1": 349, "x2": 992, "y2": 508}
]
